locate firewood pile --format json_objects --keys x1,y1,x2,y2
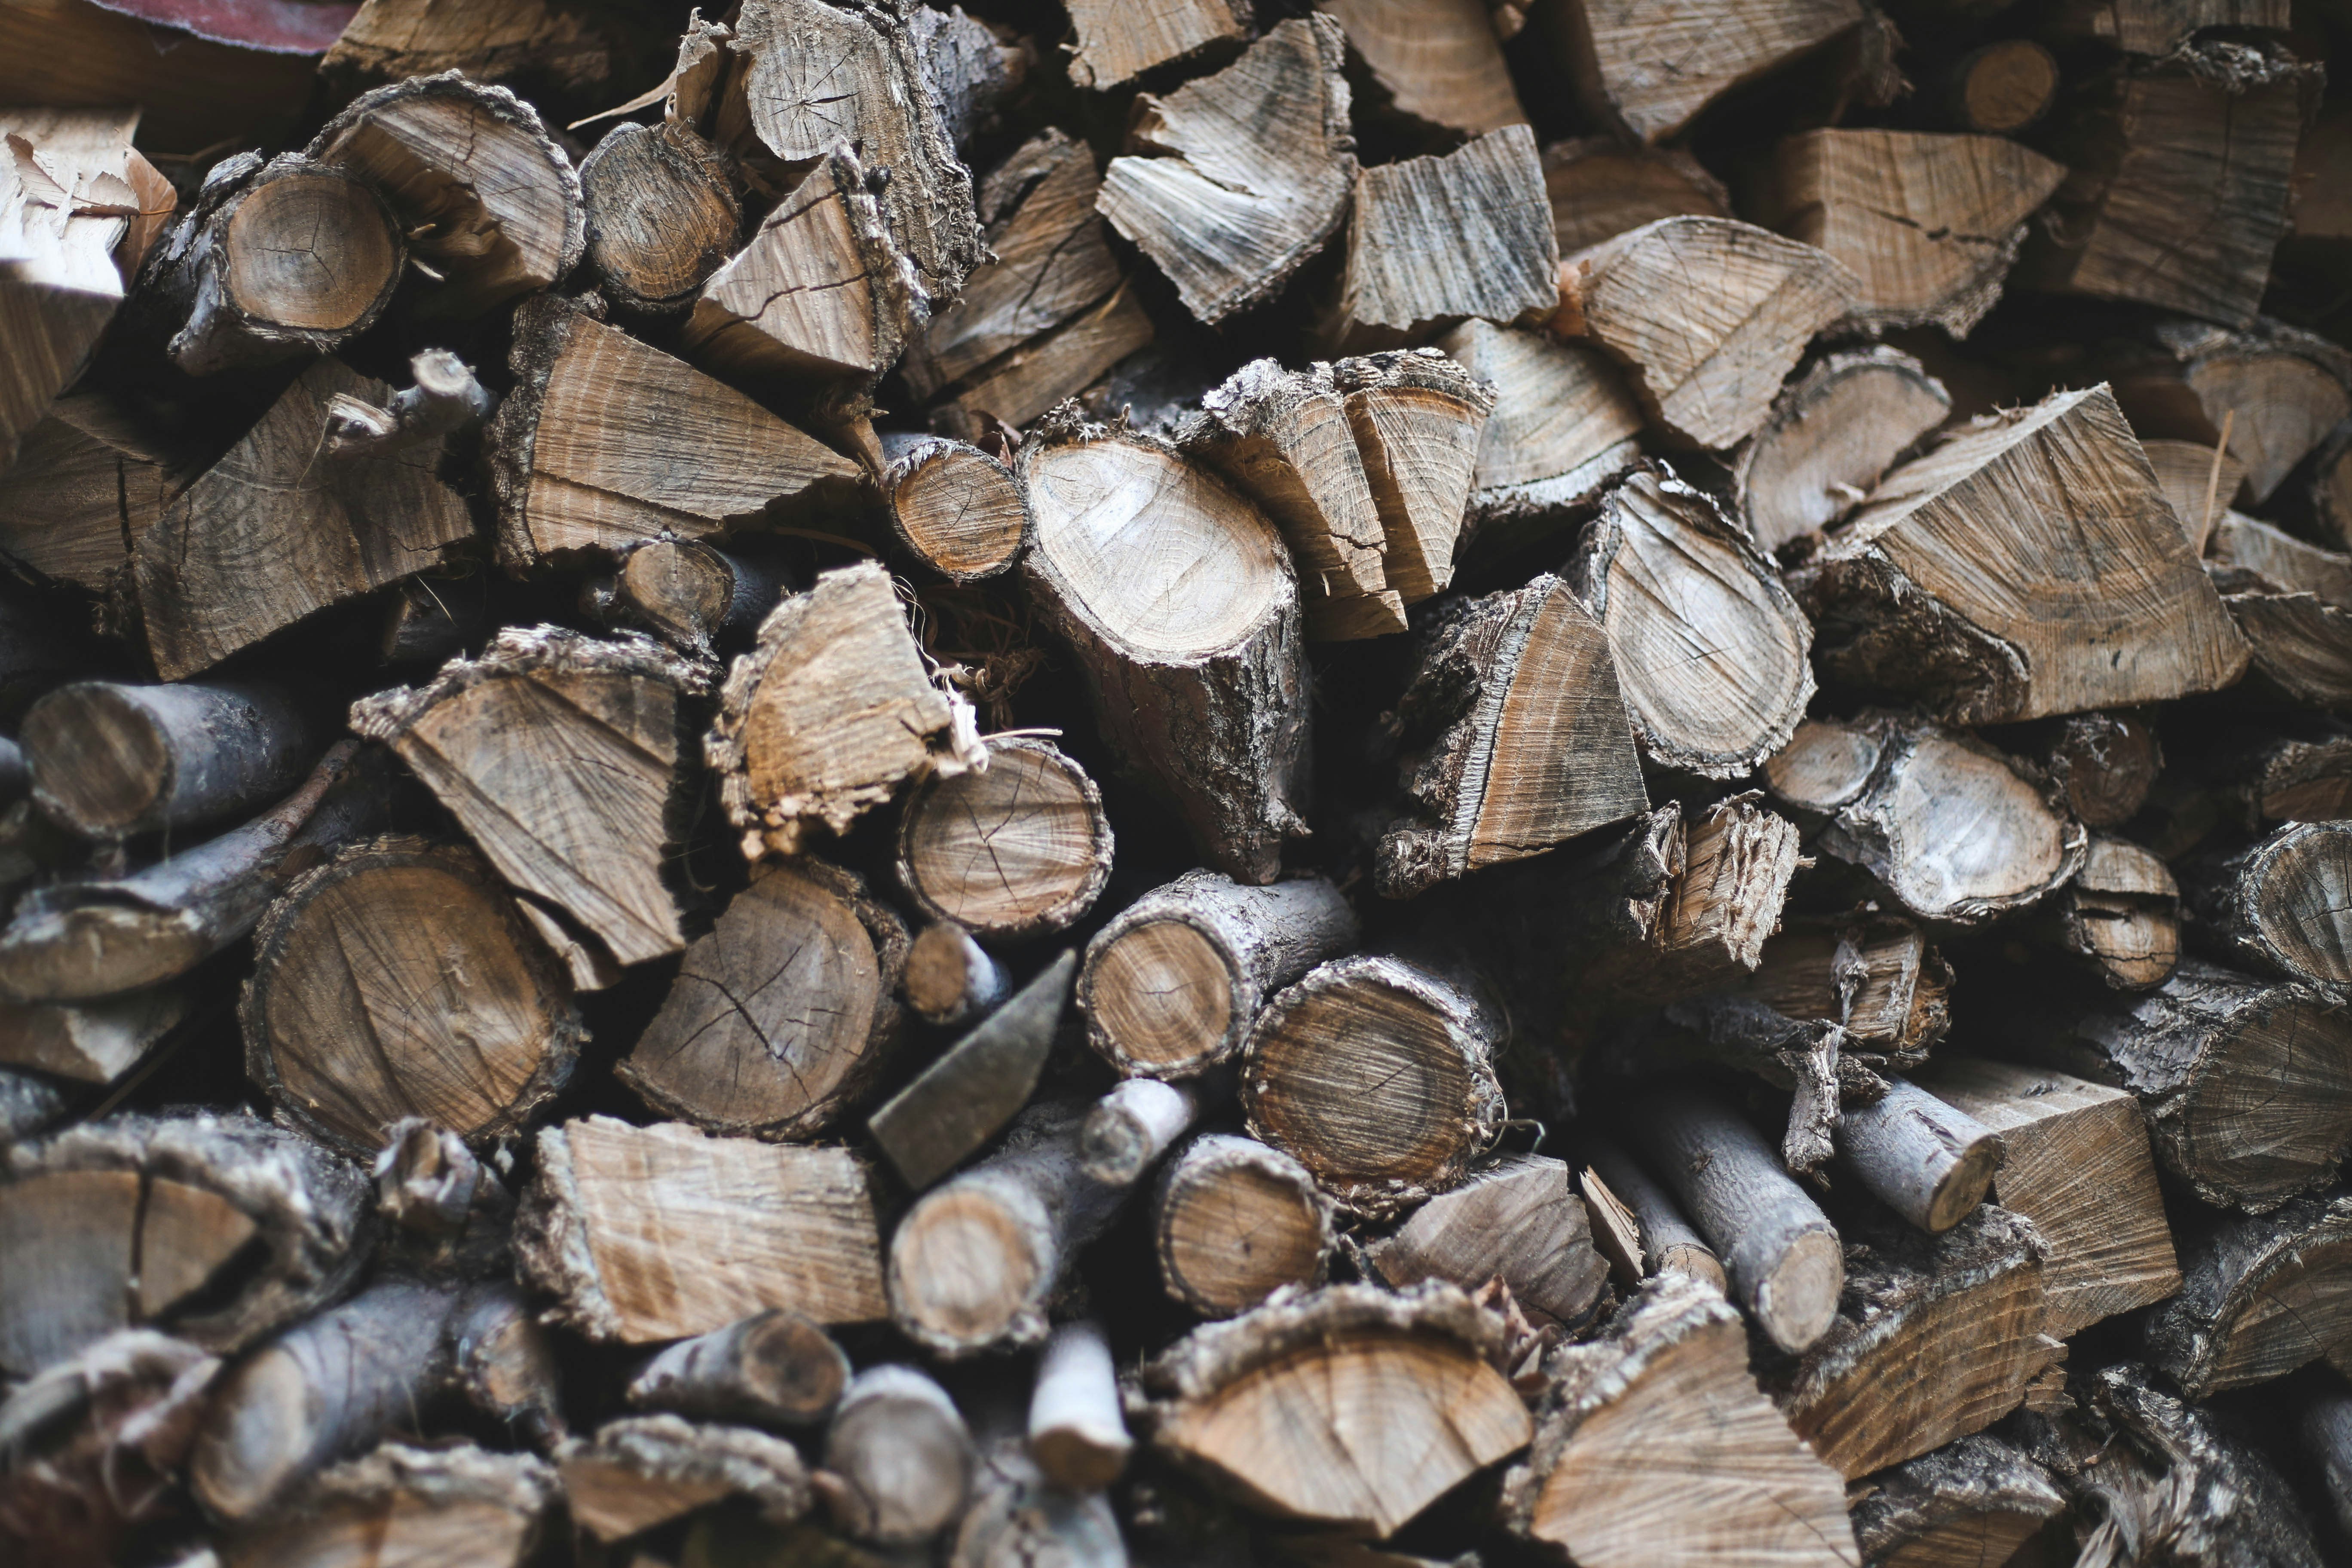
[{"x1": 6, "y1": 0, "x2": 2352, "y2": 1564}]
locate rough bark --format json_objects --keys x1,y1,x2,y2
[
  {"x1": 588, "y1": 536, "x2": 792, "y2": 655},
  {"x1": 626, "y1": 1309, "x2": 851, "y2": 1429},
  {"x1": 20, "y1": 680, "x2": 312, "y2": 842},
  {"x1": 557, "y1": 1414, "x2": 809, "y2": 1541},
  {"x1": 1576, "y1": 1133, "x2": 1724, "y2": 1292},
  {"x1": 2040, "y1": 708, "x2": 2166, "y2": 828},
  {"x1": 216, "y1": 1442, "x2": 557, "y2": 1568},
  {"x1": 578, "y1": 118, "x2": 740, "y2": 316},
  {"x1": 2186, "y1": 820, "x2": 2352, "y2": 990},
  {"x1": 1850, "y1": 1433, "x2": 2067, "y2": 1568},
  {"x1": 2144, "y1": 1188, "x2": 2352, "y2": 1398},
  {"x1": 2041, "y1": 833, "x2": 2182, "y2": 990}
]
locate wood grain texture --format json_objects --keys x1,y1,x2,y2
[
  {"x1": 1316, "y1": 0, "x2": 1525, "y2": 137},
  {"x1": 1735, "y1": 346, "x2": 1950, "y2": 551},
  {"x1": 896, "y1": 739, "x2": 1111, "y2": 940},
  {"x1": 1334, "y1": 123, "x2": 1557, "y2": 351},
  {"x1": 1548, "y1": 0, "x2": 1865, "y2": 144}
]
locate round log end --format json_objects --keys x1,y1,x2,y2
[
  {"x1": 1084, "y1": 919, "x2": 1235, "y2": 1076},
  {"x1": 1755, "y1": 1227, "x2": 1843, "y2": 1356}
]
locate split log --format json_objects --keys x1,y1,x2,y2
[
  {"x1": 2214, "y1": 576, "x2": 2352, "y2": 712},
  {"x1": 1795, "y1": 385, "x2": 2250, "y2": 723},
  {"x1": 141, "y1": 152, "x2": 402, "y2": 375},
  {"x1": 2040, "y1": 708, "x2": 2165, "y2": 828},
  {"x1": 0, "y1": 990, "x2": 183, "y2": 1085},
  {"x1": 1620, "y1": 1090, "x2": 1843, "y2": 1354},
  {"x1": 242, "y1": 836, "x2": 583, "y2": 1158},
  {"x1": 577, "y1": 119, "x2": 740, "y2": 315},
  {"x1": 1553, "y1": 217, "x2": 1857, "y2": 450},
  {"x1": 906, "y1": 2, "x2": 1031, "y2": 150},
  {"x1": 902, "y1": 921, "x2": 1013, "y2": 1027},
  {"x1": 488, "y1": 296, "x2": 863, "y2": 567},
  {"x1": 2145, "y1": 1189, "x2": 2352, "y2": 1397},
  {"x1": 1138, "y1": 1283, "x2": 1530, "y2": 1538},
  {"x1": 2145, "y1": 437, "x2": 2248, "y2": 551},
  {"x1": 1760, "y1": 130, "x2": 2064, "y2": 337},
  {"x1": 878, "y1": 436, "x2": 1029, "y2": 583},
  {"x1": 1153, "y1": 1132, "x2": 1336, "y2": 1317},
  {"x1": 1373, "y1": 573, "x2": 1648, "y2": 897},
  {"x1": 2199, "y1": 717, "x2": 2352, "y2": 827},
  {"x1": 0, "y1": 741, "x2": 387, "y2": 1004},
  {"x1": 1768, "y1": 1206, "x2": 2050, "y2": 1481},
  {"x1": 895, "y1": 739, "x2": 1111, "y2": 940},
  {"x1": 1078, "y1": 1076, "x2": 1199, "y2": 1187},
  {"x1": 1497, "y1": 1274, "x2": 1860, "y2": 1568},
  {"x1": 1576, "y1": 1133, "x2": 1724, "y2": 1291},
  {"x1": 0, "y1": 1109, "x2": 369, "y2": 1377},
  {"x1": 2211, "y1": 510, "x2": 2352, "y2": 607},
  {"x1": 618, "y1": 860, "x2": 908, "y2": 1140},
  {"x1": 683, "y1": 147, "x2": 918, "y2": 386},
  {"x1": 953, "y1": 1439, "x2": 1128, "y2": 1568},
  {"x1": 2000, "y1": 958, "x2": 2352, "y2": 1212},
  {"x1": 887, "y1": 1099, "x2": 1130, "y2": 1355},
  {"x1": 1316, "y1": 0, "x2": 1524, "y2": 138},
  {"x1": 130, "y1": 357, "x2": 474, "y2": 681},
  {"x1": 2108, "y1": 318, "x2": 2352, "y2": 505},
  {"x1": 2044, "y1": 833, "x2": 2182, "y2": 989},
  {"x1": 1429, "y1": 319, "x2": 1644, "y2": 548},
  {"x1": 590, "y1": 537, "x2": 790, "y2": 653},
  {"x1": 1775, "y1": 714, "x2": 2086, "y2": 924},
  {"x1": 307, "y1": 71, "x2": 585, "y2": 318},
  {"x1": 1541, "y1": 136, "x2": 1729, "y2": 256},
  {"x1": 1939, "y1": 39, "x2": 2061, "y2": 132},
  {"x1": 1567, "y1": 468, "x2": 1815, "y2": 777},
  {"x1": 867, "y1": 949, "x2": 1073, "y2": 1189},
  {"x1": 322, "y1": 0, "x2": 626, "y2": 87},
  {"x1": 1332, "y1": 124, "x2": 1558, "y2": 352},
  {"x1": 1241, "y1": 952, "x2": 1508, "y2": 1215},
  {"x1": 626, "y1": 1309, "x2": 851, "y2": 1429},
  {"x1": 900, "y1": 130, "x2": 1150, "y2": 434},
  {"x1": 1097, "y1": 18, "x2": 1356, "y2": 326},
  {"x1": 217, "y1": 1442, "x2": 556, "y2": 1568},
  {"x1": 2187, "y1": 821, "x2": 2352, "y2": 989},
  {"x1": 20, "y1": 680, "x2": 312, "y2": 842},
  {"x1": 560, "y1": 1415, "x2": 807, "y2": 1541},
  {"x1": 352, "y1": 627, "x2": 702, "y2": 967},
  {"x1": 1578, "y1": 794, "x2": 1802, "y2": 1006},
  {"x1": 708, "y1": 559, "x2": 982, "y2": 859},
  {"x1": 2021, "y1": 42, "x2": 2319, "y2": 329},
  {"x1": 821, "y1": 1364, "x2": 974, "y2": 1544},
  {"x1": 1732, "y1": 347, "x2": 1951, "y2": 552},
  {"x1": 321, "y1": 349, "x2": 494, "y2": 461},
  {"x1": 1017, "y1": 413, "x2": 1309, "y2": 883},
  {"x1": 1364, "y1": 1153, "x2": 1610, "y2": 1328},
  {"x1": 0, "y1": 393, "x2": 193, "y2": 593},
  {"x1": 1028, "y1": 1318, "x2": 1131, "y2": 1491},
  {"x1": 1332, "y1": 348, "x2": 1496, "y2": 603},
  {"x1": 1544, "y1": 0, "x2": 1865, "y2": 144},
  {"x1": 1062, "y1": 0, "x2": 1247, "y2": 89},
  {"x1": 0, "y1": 107, "x2": 166, "y2": 470},
  {"x1": 516, "y1": 1115, "x2": 889, "y2": 1341},
  {"x1": 1834, "y1": 1076, "x2": 2002, "y2": 1234},
  {"x1": 1850, "y1": 1434, "x2": 2067, "y2": 1568}
]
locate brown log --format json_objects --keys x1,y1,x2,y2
[
  {"x1": 2143, "y1": 436, "x2": 2248, "y2": 553},
  {"x1": 1152, "y1": 1132, "x2": 1336, "y2": 1318},
  {"x1": 901, "y1": 921, "x2": 1012, "y2": 1028},
  {"x1": 1063, "y1": 0, "x2": 1248, "y2": 89},
  {"x1": 2300, "y1": 1388, "x2": 2352, "y2": 1539},
  {"x1": 821, "y1": 1363, "x2": 975, "y2": 1544},
  {"x1": 1097, "y1": 18, "x2": 1355, "y2": 326},
  {"x1": 1727, "y1": 920, "x2": 1954, "y2": 1068},
  {"x1": 952, "y1": 1436, "x2": 1127, "y2": 1568},
  {"x1": 588, "y1": 536, "x2": 791, "y2": 654},
  {"x1": 867, "y1": 949, "x2": 1073, "y2": 1189},
  {"x1": 21, "y1": 680, "x2": 312, "y2": 842},
  {"x1": 1317, "y1": 0, "x2": 1524, "y2": 139},
  {"x1": 1939, "y1": 39, "x2": 2062, "y2": 132},
  {"x1": 2042, "y1": 833, "x2": 2183, "y2": 990},
  {"x1": 2186, "y1": 818, "x2": 2352, "y2": 990},
  {"x1": 577, "y1": 119, "x2": 740, "y2": 316},
  {"x1": 1497, "y1": 1275, "x2": 1859, "y2": 1568},
  {"x1": 2049, "y1": 0, "x2": 2291, "y2": 55},
  {"x1": 1733, "y1": 347, "x2": 1950, "y2": 553},
  {"x1": 878, "y1": 435, "x2": 1030, "y2": 584},
  {"x1": 322, "y1": 0, "x2": 628, "y2": 87},
  {"x1": 2145, "y1": 1188, "x2": 2352, "y2": 1398},
  {"x1": 1850, "y1": 1434, "x2": 2067, "y2": 1568},
  {"x1": 371, "y1": 1117, "x2": 520, "y2": 1280},
  {"x1": 1138, "y1": 1283, "x2": 1530, "y2": 1539},
  {"x1": 0, "y1": 392, "x2": 193, "y2": 594},
  {"x1": 557, "y1": 1415, "x2": 808, "y2": 1542},
  {"x1": 0, "y1": 990, "x2": 183, "y2": 1087},
  {"x1": 1544, "y1": 0, "x2": 1864, "y2": 144},
  {"x1": 2214, "y1": 575, "x2": 2352, "y2": 712},
  {"x1": 516, "y1": 1115, "x2": 890, "y2": 1341},
  {"x1": 2108, "y1": 317, "x2": 2352, "y2": 505},
  {"x1": 1430, "y1": 318, "x2": 1644, "y2": 551},
  {"x1": 1576, "y1": 1133, "x2": 1724, "y2": 1292},
  {"x1": 217, "y1": 1442, "x2": 556, "y2": 1568},
  {"x1": 1540, "y1": 135, "x2": 1729, "y2": 256},
  {"x1": 626, "y1": 1309, "x2": 851, "y2": 1430},
  {"x1": 2211, "y1": 509, "x2": 2352, "y2": 609},
  {"x1": 895, "y1": 739, "x2": 1111, "y2": 940},
  {"x1": 707, "y1": 559, "x2": 983, "y2": 860},
  {"x1": 1364, "y1": 1153, "x2": 1610, "y2": 1328},
  {"x1": 2039, "y1": 708, "x2": 2165, "y2": 828}
]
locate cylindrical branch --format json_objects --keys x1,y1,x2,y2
[
  {"x1": 887, "y1": 1098, "x2": 1132, "y2": 1356},
  {"x1": 1365, "y1": 1153, "x2": 1611, "y2": 1330},
  {"x1": 1080, "y1": 870, "x2": 1357, "y2": 1079},
  {"x1": 1078, "y1": 1076, "x2": 1199, "y2": 1187},
  {"x1": 1567, "y1": 468, "x2": 1815, "y2": 778},
  {"x1": 242, "y1": 836, "x2": 583, "y2": 1158},
  {"x1": 2187, "y1": 820, "x2": 2352, "y2": 989},
  {"x1": 1577, "y1": 1133, "x2": 1724, "y2": 1292},
  {"x1": 1851, "y1": 1433, "x2": 2067, "y2": 1568},
  {"x1": 1017, "y1": 413, "x2": 1311, "y2": 884},
  {"x1": 21, "y1": 679, "x2": 314, "y2": 840},
  {"x1": 2038, "y1": 709, "x2": 2165, "y2": 828},
  {"x1": 879, "y1": 435, "x2": 1032, "y2": 582},
  {"x1": 557, "y1": 1414, "x2": 808, "y2": 1543},
  {"x1": 896, "y1": 738, "x2": 1113, "y2": 940},
  {"x1": 2145, "y1": 1190, "x2": 2352, "y2": 1399},
  {"x1": 2001, "y1": 958, "x2": 2352, "y2": 1212},
  {"x1": 868, "y1": 950, "x2": 1075, "y2": 1190},
  {"x1": 1621, "y1": 1090, "x2": 1844, "y2": 1355},
  {"x1": 0, "y1": 741, "x2": 389, "y2": 1004},
  {"x1": 1029, "y1": 1318, "x2": 1132, "y2": 1491},
  {"x1": 1792, "y1": 714, "x2": 2087, "y2": 924},
  {"x1": 321, "y1": 348, "x2": 496, "y2": 462},
  {"x1": 1834, "y1": 1077, "x2": 2003, "y2": 1234},
  {"x1": 617, "y1": 859, "x2": 909, "y2": 1141},
  {"x1": 1733, "y1": 346, "x2": 1950, "y2": 553},
  {"x1": 578, "y1": 119, "x2": 741, "y2": 315},
  {"x1": 591, "y1": 536, "x2": 792, "y2": 653},
  {"x1": 1240, "y1": 951, "x2": 1508, "y2": 1216},
  {"x1": 902, "y1": 921, "x2": 1011, "y2": 1027},
  {"x1": 821, "y1": 1363, "x2": 976, "y2": 1545},
  {"x1": 2040, "y1": 834, "x2": 2182, "y2": 990},
  {"x1": 1137, "y1": 1283, "x2": 1531, "y2": 1540},
  {"x1": 625, "y1": 1309, "x2": 851, "y2": 1429},
  {"x1": 218, "y1": 1442, "x2": 557, "y2": 1568},
  {"x1": 0, "y1": 1109, "x2": 371, "y2": 1379},
  {"x1": 952, "y1": 1438, "x2": 1129, "y2": 1568},
  {"x1": 1153, "y1": 1133, "x2": 1336, "y2": 1318},
  {"x1": 146, "y1": 151, "x2": 405, "y2": 375},
  {"x1": 1939, "y1": 39, "x2": 2061, "y2": 132}
]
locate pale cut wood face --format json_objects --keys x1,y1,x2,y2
[
  {"x1": 1024, "y1": 441, "x2": 1289, "y2": 658},
  {"x1": 1089, "y1": 921, "x2": 1233, "y2": 1071},
  {"x1": 1160, "y1": 1158, "x2": 1326, "y2": 1314},
  {"x1": 1744, "y1": 358, "x2": 1950, "y2": 550},
  {"x1": 1066, "y1": 0, "x2": 1246, "y2": 89},
  {"x1": 1877, "y1": 732, "x2": 2067, "y2": 917},
  {"x1": 1439, "y1": 323, "x2": 1644, "y2": 495},
  {"x1": 230, "y1": 1495, "x2": 532, "y2": 1568},
  {"x1": 1250, "y1": 977, "x2": 1476, "y2": 1191},
  {"x1": 2196, "y1": 1231, "x2": 2352, "y2": 1394},
  {"x1": 902, "y1": 746, "x2": 1105, "y2": 934},
  {"x1": 1577, "y1": 0, "x2": 1864, "y2": 143},
  {"x1": 1317, "y1": 0, "x2": 1525, "y2": 137},
  {"x1": 2249, "y1": 825, "x2": 2352, "y2": 983},
  {"x1": 888, "y1": 1185, "x2": 1047, "y2": 1348},
  {"x1": 2175, "y1": 997, "x2": 2352, "y2": 1212},
  {"x1": 224, "y1": 174, "x2": 400, "y2": 331}
]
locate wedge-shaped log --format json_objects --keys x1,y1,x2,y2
[
  {"x1": 1433, "y1": 320, "x2": 1644, "y2": 547},
  {"x1": 0, "y1": 393, "x2": 193, "y2": 593},
  {"x1": 1017, "y1": 413, "x2": 1308, "y2": 884},
  {"x1": 1851, "y1": 1435, "x2": 2067, "y2": 1568},
  {"x1": 1097, "y1": 18, "x2": 1355, "y2": 325},
  {"x1": 1374, "y1": 573, "x2": 1647, "y2": 897},
  {"x1": 2146, "y1": 1189, "x2": 2352, "y2": 1397},
  {"x1": 559, "y1": 1415, "x2": 809, "y2": 1542},
  {"x1": 1497, "y1": 1274, "x2": 1860, "y2": 1568},
  {"x1": 1553, "y1": 217, "x2": 1857, "y2": 450},
  {"x1": 619, "y1": 860, "x2": 908, "y2": 1141},
  {"x1": 2110, "y1": 317, "x2": 2351, "y2": 505},
  {"x1": 1542, "y1": 136, "x2": 1729, "y2": 255},
  {"x1": 868, "y1": 950, "x2": 1073, "y2": 1189},
  {"x1": 1317, "y1": 0, "x2": 1525, "y2": 138},
  {"x1": 1153, "y1": 1133, "x2": 1336, "y2": 1318},
  {"x1": 1734, "y1": 347, "x2": 1950, "y2": 551},
  {"x1": 2187, "y1": 820, "x2": 2352, "y2": 989},
  {"x1": 1728, "y1": 920, "x2": 1952, "y2": 1066},
  {"x1": 0, "y1": 991, "x2": 183, "y2": 1086},
  {"x1": 490, "y1": 296, "x2": 862, "y2": 567},
  {"x1": 896, "y1": 739, "x2": 1112, "y2": 940},
  {"x1": 1366, "y1": 1153, "x2": 1610, "y2": 1328},
  {"x1": 1138, "y1": 1283, "x2": 1531, "y2": 1539},
  {"x1": 516, "y1": 1116, "x2": 888, "y2": 1341},
  {"x1": 708, "y1": 560, "x2": 981, "y2": 859},
  {"x1": 1545, "y1": 0, "x2": 1864, "y2": 144}
]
